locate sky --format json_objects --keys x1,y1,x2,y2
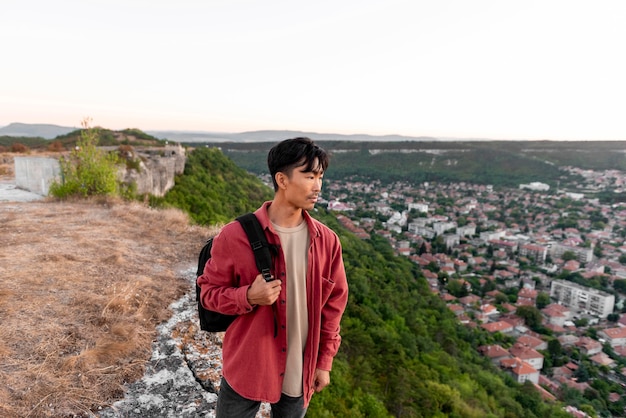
[{"x1": 2, "y1": 0, "x2": 626, "y2": 140}]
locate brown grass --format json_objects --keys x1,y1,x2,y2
[{"x1": 0, "y1": 195, "x2": 217, "y2": 417}]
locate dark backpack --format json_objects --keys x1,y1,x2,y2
[{"x1": 195, "y1": 213, "x2": 273, "y2": 332}]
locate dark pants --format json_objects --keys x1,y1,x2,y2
[{"x1": 216, "y1": 377, "x2": 307, "y2": 418}]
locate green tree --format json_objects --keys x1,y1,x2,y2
[
  {"x1": 613, "y1": 279, "x2": 626, "y2": 293},
  {"x1": 607, "y1": 313, "x2": 619, "y2": 322},
  {"x1": 562, "y1": 250, "x2": 577, "y2": 261},
  {"x1": 516, "y1": 305, "x2": 543, "y2": 330},
  {"x1": 536, "y1": 291, "x2": 551, "y2": 309}
]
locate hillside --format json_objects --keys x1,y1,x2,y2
[
  {"x1": 198, "y1": 139, "x2": 626, "y2": 190},
  {"x1": 0, "y1": 127, "x2": 167, "y2": 152}
]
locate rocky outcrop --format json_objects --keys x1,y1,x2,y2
[
  {"x1": 119, "y1": 145, "x2": 186, "y2": 197},
  {"x1": 13, "y1": 145, "x2": 187, "y2": 197}
]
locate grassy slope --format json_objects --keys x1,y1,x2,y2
[{"x1": 0, "y1": 198, "x2": 216, "y2": 417}]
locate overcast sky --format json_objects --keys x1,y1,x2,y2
[{"x1": 2, "y1": 0, "x2": 625, "y2": 140}]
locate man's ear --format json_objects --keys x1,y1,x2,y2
[{"x1": 275, "y1": 172, "x2": 288, "y2": 190}]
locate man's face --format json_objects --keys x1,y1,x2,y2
[{"x1": 282, "y1": 160, "x2": 323, "y2": 211}]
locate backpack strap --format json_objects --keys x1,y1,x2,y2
[{"x1": 236, "y1": 213, "x2": 274, "y2": 282}]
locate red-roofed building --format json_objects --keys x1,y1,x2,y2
[
  {"x1": 542, "y1": 303, "x2": 571, "y2": 327},
  {"x1": 517, "y1": 334, "x2": 547, "y2": 351},
  {"x1": 599, "y1": 327, "x2": 626, "y2": 347},
  {"x1": 544, "y1": 323, "x2": 567, "y2": 334},
  {"x1": 575, "y1": 337, "x2": 603, "y2": 356},
  {"x1": 476, "y1": 304, "x2": 499, "y2": 322},
  {"x1": 478, "y1": 344, "x2": 510, "y2": 365},
  {"x1": 458, "y1": 294, "x2": 481, "y2": 307},
  {"x1": 509, "y1": 342, "x2": 544, "y2": 371},
  {"x1": 500, "y1": 357, "x2": 539, "y2": 384},
  {"x1": 518, "y1": 243, "x2": 547, "y2": 263},
  {"x1": 440, "y1": 293, "x2": 456, "y2": 302},
  {"x1": 481, "y1": 321, "x2": 514, "y2": 334},
  {"x1": 517, "y1": 288, "x2": 538, "y2": 306},
  {"x1": 447, "y1": 304, "x2": 465, "y2": 316},
  {"x1": 501, "y1": 303, "x2": 517, "y2": 314},
  {"x1": 590, "y1": 352, "x2": 615, "y2": 368},
  {"x1": 562, "y1": 259, "x2": 581, "y2": 272}
]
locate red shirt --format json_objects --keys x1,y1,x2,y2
[{"x1": 198, "y1": 202, "x2": 349, "y2": 406}]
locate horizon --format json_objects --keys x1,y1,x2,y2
[
  {"x1": 3, "y1": 1, "x2": 626, "y2": 141},
  {"x1": 5, "y1": 120, "x2": 626, "y2": 142}
]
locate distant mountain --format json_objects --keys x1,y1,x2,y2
[
  {"x1": 0, "y1": 123, "x2": 77, "y2": 139},
  {"x1": 146, "y1": 129, "x2": 440, "y2": 143},
  {"x1": 1, "y1": 122, "x2": 444, "y2": 143}
]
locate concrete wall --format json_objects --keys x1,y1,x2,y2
[
  {"x1": 15, "y1": 146, "x2": 187, "y2": 197},
  {"x1": 14, "y1": 156, "x2": 61, "y2": 196}
]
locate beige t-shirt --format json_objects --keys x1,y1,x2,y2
[{"x1": 273, "y1": 221, "x2": 309, "y2": 397}]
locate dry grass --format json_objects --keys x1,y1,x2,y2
[{"x1": 0, "y1": 195, "x2": 217, "y2": 417}]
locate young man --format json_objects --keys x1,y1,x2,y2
[{"x1": 198, "y1": 137, "x2": 349, "y2": 418}]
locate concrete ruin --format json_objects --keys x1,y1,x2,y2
[
  {"x1": 14, "y1": 156, "x2": 61, "y2": 196},
  {"x1": 14, "y1": 145, "x2": 186, "y2": 197}
]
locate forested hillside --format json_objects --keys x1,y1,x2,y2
[
  {"x1": 192, "y1": 140, "x2": 626, "y2": 190},
  {"x1": 154, "y1": 147, "x2": 273, "y2": 225},
  {"x1": 162, "y1": 147, "x2": 570, "y2": 417}
]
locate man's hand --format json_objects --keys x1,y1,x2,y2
[
  {"x1": 313, "y1": 369, "x2": 330, "y2": 392},
  {"x1": 246, "y1": 274, "x2": 282, "y2": 306}
]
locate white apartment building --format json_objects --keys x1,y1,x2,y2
[
  {"x1": 433, "y1": 221, "x2": 456, "y2": 236},
  {"x1": 480, "y1": 230, "x2": 506, "y2": 242},
  {"x1": 518, "y1": 243, "x2": 548, "y2": 263},
  {"x1": 408, "y1": 202, "x2": 429, "y2": 213},
  {"x1": 550, "y1": 243, "x2": 593, "y2": 263},
  {"x1": 519, "y1": 182, "x2": 550, "y2": 191},
  {"x1": 457, "y1": 224, "x2": 476, "y2": 237},
  {"x1": 550, "y1": 279, "x2": 615, "y2": 318},
  {"x1": 411, "y1": 225, "x2": 436, "y2": 239}
]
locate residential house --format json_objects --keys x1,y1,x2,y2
[
  {"x1": 517, "y1": 334, "x2": 547, "y2": 351},
  {"x1": 482, "y1": 321, "x2": 515, "y2": 334},
  {"x1": 509, "y1": 342, "x2": 544, "y2": 371},
  {"x1": 478, "y1": 344, "x2": 510, "y2": 366},
  {"x1": 458, "y1": 294, "x2": 481, "y2": 308},
  {"x1": 557, "y1": 334, "x2": 579, "y2": 347},
  {"x1": 500, "y1": 357, "x2": 540, "y2": 384},
  {"x1": 541, "y1": 303, "x2": 571, "y2": 327},
  {"x1": 598, "y1": 327, "x2": 626, "y2": 348},
  {"x1": 447, "y1": 304, "x2": 465, "y2": 316},
  {"x1": 575, "y1": 337, "x2": 603, "y2": 356},
  {"x1": 552, "y1": 362, "x2": 577, "y2": 379},
  {"x1": 489, "y1": 239, "x2": 518, "y2": 255},
  {"x1": 518, "y1": 243, "x2": 547, "y2": 263},
  {"x1": 590, "y1": 352, "x2": 616, "y2": 368},
  {"x1": 476, "y1": 303, "x2": 499, "y2": 322},
  {"x1": 517, "y1": 288, "x2": 538, "y2": 307}
]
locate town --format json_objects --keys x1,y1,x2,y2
[{"x1": 320, "y1": 167, "x2": 626, "y2": 416}]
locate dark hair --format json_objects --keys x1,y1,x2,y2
[{"x1": 267, "y1": 137, "x2": 329, "y2": 191}]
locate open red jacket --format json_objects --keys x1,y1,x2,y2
[{"x1": 198, "y1": 201, "x2": 349, "y2": 406}]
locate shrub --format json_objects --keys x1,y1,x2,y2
[
  {"x1": 10, "y1": 143, "x2": 29, "y2": 153},
  {"x1": 50, "y1": 119, "x2": 121, "y2": 198},
  {"x1": 48, "y1": 140, "x2": 65, "y2": 152},
  {"x1": 117, "y1": 145, "x2": 143, "y2": 171}
]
